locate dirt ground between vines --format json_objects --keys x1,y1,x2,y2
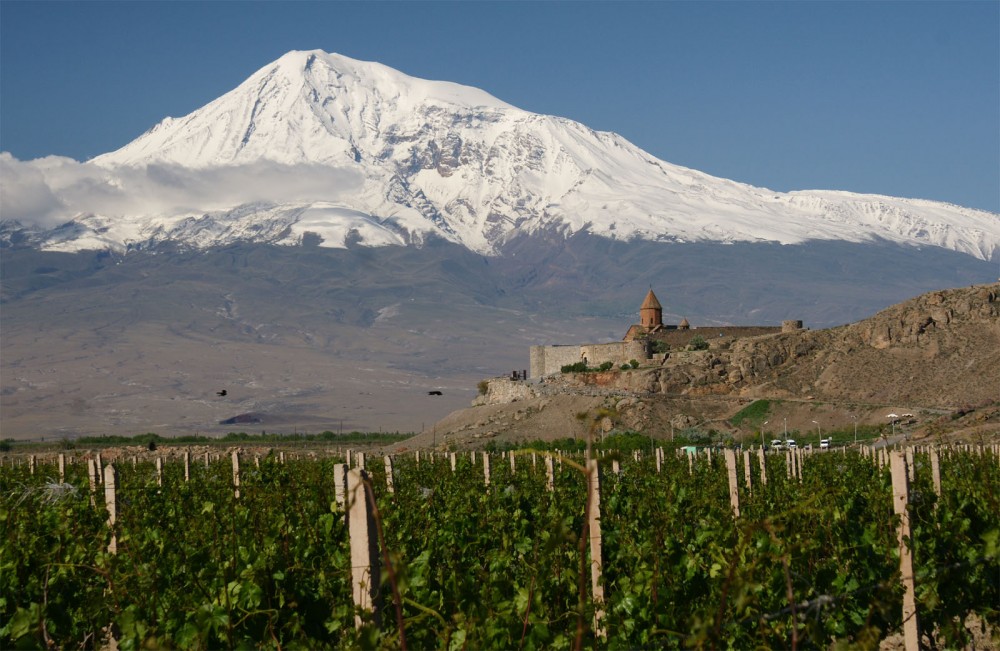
[{"x1": 878, "y1": 614, "x2": 998, "y2": 650}]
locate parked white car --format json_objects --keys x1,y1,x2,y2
[
  {"x1": 820, "y1": 438, "x2": 831, "y2": 449},
  {"x1": 785, "y1": 440, "x2": 797, "y2": 449},
  {"x1": 770, "y1": 439, "x2": 784, "y2": 450}
]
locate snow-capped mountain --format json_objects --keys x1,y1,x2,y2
[{"x1": 4, "y1": 49, "x2": 999, "y2": 260}]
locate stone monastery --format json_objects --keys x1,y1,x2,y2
[{"x1": 529, "y1": 289, "x2": 803, "y2": 378}]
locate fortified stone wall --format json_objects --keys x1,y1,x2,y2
[
  {"x1": 530, "y1": 340, "x2": 648, "y2": 377},
  {"x1": 530, "y1": 345, "x2": 582, "y2": 378},
  {"x1": 648, "y1": 325, "x2": 791, "y2": 349},
  {"x1": 580, "y1": 341, "x2": 647, "y2": 369}
]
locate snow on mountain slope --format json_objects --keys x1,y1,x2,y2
[{"x1": 6, "y1": 50, "x2": 999, "y2": 260}]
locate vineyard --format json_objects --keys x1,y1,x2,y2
[{"x1": 2, "y1": 444, "x2": 998, "y2": 649}]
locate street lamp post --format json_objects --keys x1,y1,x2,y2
[
  {"x1": 887, "y1": 413, "x2": 898, "y2": 439},
  {"x1": 812, "y1": 420, "x2": 821, "y2": 441},
  {"x1": 762, "y1": 421, "x2": 768, "y2": 450},
  {"x1": 852, "y1": 416, "x2": 857, "y2": 445}
]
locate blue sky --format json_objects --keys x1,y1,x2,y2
[{"x1": 2, "y1": 1, "x2": 997, "y2": 212}]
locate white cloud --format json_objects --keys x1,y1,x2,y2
[{"x1": 0, "y1": 153, "x2": 364, "y2": 228}]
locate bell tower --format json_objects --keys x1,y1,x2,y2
[{"x1": 640, "y1": 289, "x2": 663, "y2": 329}]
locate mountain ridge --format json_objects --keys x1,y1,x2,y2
[{"x1": 2, "y1": 49, "x2": 997, "y2": 260}]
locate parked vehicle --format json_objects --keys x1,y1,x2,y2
[
  {"x1": 820, "y1": 438, "x2": 831, "y2": 449},
  {"x1": 770, "y1": 439, "x2": 784, "y2": 450},
  {"x1": 785, "y1": 440, "x2": 797, "y2": 449}
]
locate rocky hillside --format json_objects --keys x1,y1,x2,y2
[
  {"x1": 420, "y1": 283, "x2": 999, "y2": 448},
  {"x1": 730, "y1": 282, "x2": 1000, "y2": 407}
]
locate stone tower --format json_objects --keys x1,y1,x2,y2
[{"x1": 640, "y1": 289, "x2": 663, "y2": 329}]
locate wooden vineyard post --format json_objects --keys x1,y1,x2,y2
[
  {"x1": 889, "y1": 451, "x2": 920, "y2": 651},
  {"x1": 357, "y1": 452, "x2": 366, "y2": 471},
  {"x1": 183, "y1": 451, "x2": 190, "y2": 482},
  {"x1": 450, "y1": 452, "x2": 457, "y2": 473},
  {"x1": 655, "y1": 447, "x2": 662, "y2": 473},
  {"x1": 204, "y1": 452, "x2": 210, "y2": 468},
  {"x1": 785, "y1": 450, "x2": 792, "y2": 479},
  {"x1": 87, "y1": 459, "x2": 97, "y2": 507},
  {"x1": 796, "y1": 448, "x2": 804, "y2": 482},
  {"x1": 383, "y1": 456, "x2": 395, "y2": 494},
  {"x1": 687, "y1": 450, "x2": 694, "y2": 475},
  {"x1": 58, "y1": 453, "x2": 65, "y2": 483},
  {"x1": 347, "y1": 468, "x2": 381, "y2": 628},
  {"x1": 510, "y1": 451, "x2": 516, "y2": 474},
  {"x1": 705, "y1": 447, "x2": 712, "y2": 466},
  {"x1": 156, "y1": 456, "x2": 163, "y2": 487},
  {"x1": 758, "y1": 447, "x2": 767, "y2": 486},
  {"x1": 743, "y1": 449, "x2": 753, "y2": 493},
  {"x1": 724, "y1": 449, "x2": 740, "y2": 518},
  {"x1": 930, "y1": 448, "x2": 941, "y2": 498},
  {"x1": 104, "y1": 464, "x2": 118, "y2": 555},
  {"x1": 254, "y1": 455, "x2": 260, "y2": 469},
  {"x1": 334, "y1": 463, "x2": 348, "y2": 512},
  {"x1": 545, "y1": 455, "x2": 555, "y2": 492},
  {"x1": 483, "y1": 453, "x2": 491, "y2": 487},
  {"x1": 94, "y1": 453, "x2": 103, "y2": 483},
  {"x1": 612, "y1": 459, "x2": 621, "y2": 475},
  {"x1": 29, "y1": 455, "x2": 36, "y2": 475},
  {"x1": 231, "y1": 450, "x2": 241, "y2": 499},
  {"x1": 905, "y1": 448, "x2": 915, "y2": 482},
  {"x1": 415, "y1": 450, "x2": 420, "y2": 467},
  {"x1": 532, "y1": 452, "x2": 537, "y2": 468},
  {"x1": 586, "y1": 459, "x2": 606, "y2": 639}
]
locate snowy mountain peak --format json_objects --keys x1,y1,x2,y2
[
  {"x1": 5, "y1": 50, "x2": 999, "y2": 260},
  {"x1": 91, "y1": 50, "x2": 515, "y2": 169}
]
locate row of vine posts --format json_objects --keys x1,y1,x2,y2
[{"x1": 11, "y1": 440, "x2": 1000, "y2": 648}]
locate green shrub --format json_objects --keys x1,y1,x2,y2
[
  {"x1": 652, "y1": 340, "x2": 669, "y2": 354},
  {"x1": 629, "y1": 359, "x2": 640, "y2": 369},
  {"x1": 561, "y1": 361, "x2": 589, "y2": 373},
  {"x1": 688, "y1": 335, "x2": 709, "y2": 351},
  {"x1": 477, "y1": 380, "x2": 489, "y2": 395},
  {"x1": 598, "y1": 361, "x2": 614, "y2": 371},
  {"x1": 620, "y1": 364, "x2": 631, "y2": 370}
]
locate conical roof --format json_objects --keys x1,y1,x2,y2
[
  {"x1": 641, "y1": 289, "x2": 662, "y2": 310},
  {"x1": 679, "y1": 317, "x2": 690, "y2": 328}
]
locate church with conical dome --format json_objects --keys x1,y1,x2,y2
[
  {"x1": 623, "y1": 289, "x2": 691, "y2": 340},
  {"x1": 528, "y1": 289, "x2": 801, "y2": 378}
]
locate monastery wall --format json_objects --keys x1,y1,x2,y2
[{"x1": 530, "y1": 340, "x2": 647, "y2": 377}]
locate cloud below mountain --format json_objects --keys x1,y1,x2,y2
[{"x1": 0, "y1": 152, "x2": 363, "y2": 228}]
